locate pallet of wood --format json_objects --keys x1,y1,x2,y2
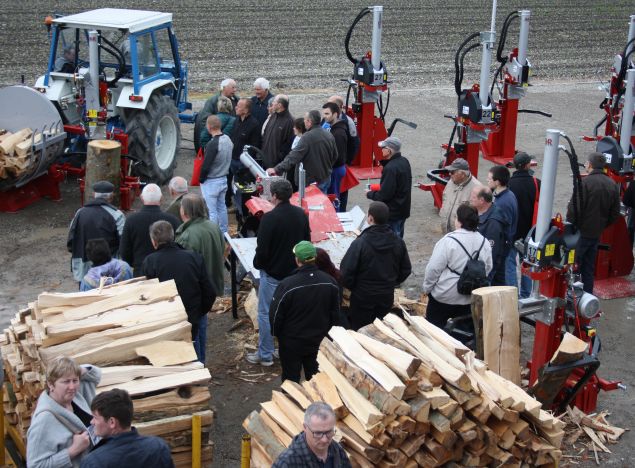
[
  {"x1": 0, "y1": 278, "x2": 213, "y2": 467},
  {"x1": 244, "y1": 312, "x2": 565, "y2": 467}
]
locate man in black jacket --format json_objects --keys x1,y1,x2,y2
[
  {"x1": 508, "y1": 152, "x2": 541, "y2": 297},
  {"x1": 142, "y1": 221, "x2": 215, "y2": 345},
  {"x1": 471, "y1": 186, "x2": 507, "y2": 285},
  {"x1": 322, "y1": 102, "x2": 348, "y2": 209},
  {"x1": 248, "y1": 180, "x2": 311, "y2": 366},
  {"x1": 119, "y1": 184, "x2": 180, "y2": 276},
  {"x1": 67, "y1": 180, "x2": 125, "y2": 283},
  {"x1": 229, "y1": 98, "x2": 262, "y2": 207},
  {"x1": 270, "y1": 241, "x2": 340, "y2": 382},
  {"x1": 261, "y1": 95, "x2": 294, "y2": 169},
  {"x1": 366, "y1": 136, "x2": 412, "y2": 238},
  {"x1": 340, "y1": 201, "x2": 412, "y2": 330},
  {"x1": 566, "y1": 152, "x2": 621, "y2": 293}
]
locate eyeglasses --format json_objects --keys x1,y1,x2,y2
[{"x1": 307, "y1": 427, "x2": 337, "y2": 439}]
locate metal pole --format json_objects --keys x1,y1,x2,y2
[
  {"x1": 239, "y1": 147, "x2": 267, "y2": 179},
  {"x1": 299, "y1": 163, "x2": 306, "y2": 200},
  {"x1": 620, "y1": 69, "x2": 635, "y2": 156},
  {"x1": 478, "y1": 0, "x2": 497, "y2": 107},
  {"x1": 534, "y1": 129, "x2": 561, "y2": 244},
  {"x1": 191, "y1": 413, "x2": 202, "y2": 468},
  {"x1": 87, "y1": 30, "x2": 100, "y2": 138},
  {"x1": 371, "y1": 6, "x2": 383, "y2": 71},
  {"x1": 517, "y1": 10, "x2": 531, "y2": 66},
  {"x1": 241, "y1": 434, "x2": 251, "y2": 468}
]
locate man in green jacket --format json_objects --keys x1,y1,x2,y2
[{"x1": 175, "y1": 194, "x2": 225, "y2": 363}]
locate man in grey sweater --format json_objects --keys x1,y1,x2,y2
[{"x1": 200, "y1": 115, "x2": 233, "y2": 233}]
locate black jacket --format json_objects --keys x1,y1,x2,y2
[
  {"x1": 262, "y1": 110, "x2": 295, "y2": 169},
  {"x1": 509, "y1": 170, "x2": 541, "y2": 241},
  {"x1": 366, "y1": 153, "x2": 412, "y2": 221},
  {"x1": 270, "y1": 264, "x2": 341, "y2": 351},
  {"x1": 119, "y1": 205, "x2": 180, "y2": 275},
  {"x1": 251, "y1": 92, "x2": 274, "y2": 125},
  {"x1": 80, "y1": 428, "x2": 173, "y2": 468},
  {"x1": 141, "y1": 242, "x2": 215, "y2": 324},
  {"x1": 253, "y1": 202, "x2": 311, "y2": 280},
  {"x1": 340, "y1": 224, "x2": 412, "y2": 296},
  {"x1": 67, "y1": 199, "x2": 121, "y2": 260},
  {"x1": 231, "y1": 114, "x2": 262, "y2": 160},
  {"x1": 478, "y1": 204, "x2": 507, "y2": 284},
  {"x1": 330, "y1": 120, "x2": 349, "y2": 168},
  {"x1": 566, "y1": 169, "x2": 621, "y2": 238}
]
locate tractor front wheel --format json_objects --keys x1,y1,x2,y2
[{"x1": 126, "y1": 93, "x2": 180, "y2": 183}]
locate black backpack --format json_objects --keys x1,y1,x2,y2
[{"x1": 447, "y1": 236, "x2": 489, "y2": 295}]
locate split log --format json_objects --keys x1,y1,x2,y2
[
  {"x1": 0, "y1": 128, "x2": 32, "y2": 155},
  {"x1": 307, "y1": 372, "x2": 348, "y2": 419},
  {"x1": 97, "y1": 369, "x2": 210, "y2": 396},
  {"x1": 242, "y1": 411, "x2": 286, "y2": 462},
  {"x1": 271, "y1": 391, "x2": 306, "y2": 433},
  {"x1": 99, "y1": 362, "x2": 203, "y2": 387},
  {"x1": 260, "y1": 400, "x2": 300, "y2": 437},
  {"x1": 338, "y1": 424, "x2": 384, "y2": 464},
  {"x1": 281, "y1": 380, "x2": 312, "y2": 409},
  {"x1": 135, "y1": 410, "x2": 213, "y2": 437},
  {"x1": 259, "y1": 411, "x2": 293, "y2": 447},
  {"x1": 348, "y1": 330, "x2": 421, "y2": 379}
]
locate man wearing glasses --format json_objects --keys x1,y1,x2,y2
[{"x1": 273, "y1": 402, "x2": 351, "y2": 467}]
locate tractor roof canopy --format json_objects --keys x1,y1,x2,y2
[{"x1": 53, "y1": 9, "x2": 172, "y2": 33}]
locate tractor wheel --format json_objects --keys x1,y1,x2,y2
[{"x1": 125, "y1": 93, "x2": 180, "y2": 183}]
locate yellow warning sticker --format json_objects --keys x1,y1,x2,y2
[
  {"x1": 87, "y1": 109, "x2": 98, "y2": 118},
  {"x1": 545, "y1": 244, "x2": 555, "y2": 257},
  {"x1": 568, "y1": 250, "x2": 575, "y2": 264}
]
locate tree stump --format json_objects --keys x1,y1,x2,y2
[
  {"x1": 471, "y1": 286, "x2": 520, "y2": 384},
  {"x1": 84, "y1": 140, "x2": 121, "y2": 206}
]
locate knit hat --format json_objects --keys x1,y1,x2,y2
[
  {"x1": 93, "y1": 180, "x2": 114, "y2": 194},
  {"x1": 293, "y1": 241, "x2": 317, "y2": 262}
]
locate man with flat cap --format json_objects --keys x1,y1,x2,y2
[
  {"x1": 67, "y1": 181, "x2": 125, "y2": 283},
  {"x1": 269, "y1": 240, "x2": 341, "y2": 383},
  {"x1": 439, "y1": 158, "x2": 482, "y2": 234},
  {"x1": 366, "y1": 136, "x2": 412, "y2": 238}
]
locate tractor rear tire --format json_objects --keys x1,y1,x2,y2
[{"x1": 125, "y1": 93, "x2": 180, "y2": 184}]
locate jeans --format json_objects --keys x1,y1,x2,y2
[
  {"x1": 194, "y1": 314, "x2": 208, "y2": 364},
  {"x1": 388, "y1": 219, "x2": 406, "y2": 238},
  {"x1": 201, "y1": 176, "x2": 228, "y2": 233},
  {"x1": 505, "y1": 248, "x2": 518, "y2": 288},
  {"x1": 328, "y1": 165, "x2": 347, "y2": 211},
  {"x1": 506, "y1": 248, "x2": 532, "y2": 297},
  {"x1": 257, "y1": 271, "x2": 280, "y2": 361},
  {"x1": 317, "y1": 179, "x2": 330, "y2": 195},
  {"x1": 576, "y1": 236, "x2": 599, "y2": 293}
]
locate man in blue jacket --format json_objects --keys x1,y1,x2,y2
[
  {"x1": 80, "y1": 389, "x2": 173, "y2": 468},
  {"x1": 471, "y1": 186, "x2": 507, "y2": 285}
]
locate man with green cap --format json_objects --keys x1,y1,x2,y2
[{"x1": 269, "y1": 240, "x2": 341, "y2": 383}]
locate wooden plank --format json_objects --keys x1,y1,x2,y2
[
  {"x1": 259, "y1": 410, "x2": 293, "y2": 447},
  {"x1": 260, "y1": 400, "x2": 300, "y2": 437},
  {"x1": 382, "y1": 314, "x2": 471, "y2": 391},
  {"x1": 316, "y1": 351, "x2": 383, "y2": 428},
  {"x1": 135, "y1": 341, "x2": 197, "y2": 366},
  {"x1": 97, "y1": 368, "x2": 211, "y2": 396},
  {"x1": 329, "y1": 326, "x2": 406, "y2": 400},
  {"x1": 99, "y1": 362, "x2": 203, "y2": 387},
  {"x1": 37, "y1": 278, "x2": 157, "y2": 308},
  {"x1": 281, "y1": 380, "x2": 312, "y2": 409},
  {"x1": 338, "y1": 423, "x2": 384, "y2": 464},
  {"x1": 133, "y1": 386, "x2": 210, "y2": 419},
  {"x1": 308, "y1": 372, "x2": 348, "y2": 419},
  {"x1": 242, "y1": 410, "x2": 286, "y2": 462},
  {"x1": 471, "y1": 286, "x2": 520, "y2": 384},
  {"x1": 318, "y1": 339, "x2": 409, "y2": 416},
  {"x1": 135, "y1": 410, "x2": 213, "y2": 437},
  {"x1": 63, "y1": 280, "x2": 179, "y2": 321},
  {"x1": 405, "y1": 314, "x2": 471, "y2": 358},
  {"x1": 348, "y1": 330, "x2": 421, "y2": 378},
  {"x1": 270, "y1": 391, "x2": 306, "y2": 433}
]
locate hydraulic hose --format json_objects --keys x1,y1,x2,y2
[
  {"x1": 100, "y1": 35, "x2": 126, "y2": 86},
  {"x1": 458, "y1": 42, "x2": 480, "y2": 94},
  {"x1": 345, "y1": 8, "x2": 371, "y2": 65},
  {"x1": 491, "y1": 11, "x2": 519, "y2": 96},
  {"x1": 454, "y1": 32, "x2": 480, "y2": 96}
]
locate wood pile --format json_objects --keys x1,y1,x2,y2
[
  {"x1": 1, "y1": 278, "x2": 213, "y2": 467},
  {"x1": 244, "y1": 312, "x2": 565, "y2": 467},
  {"x1": 0, "y1": 127, "x2": 55, "y2": 179}
]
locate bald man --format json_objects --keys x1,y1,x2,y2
[{"x1": 120, "y1": 184, "x2": 181, "y2": 275}]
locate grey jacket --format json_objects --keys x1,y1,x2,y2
[
  {"x1": 200, "y1": 134, "x2": 233, "y2": 182},
  {"x1": 274, "y1": 125, "x2": 338, "y2": 186},
  {"x1": 27, "y1": 365, "x2": 102, "y2": 468},
  {"x1": 423, "y1": 229, "x2": 493, "y2": 305}
]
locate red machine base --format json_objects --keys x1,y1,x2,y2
[
  {"x1": 0, "y1": 168, "x2": 63, "y2": 213},
  {"x1": 348, "y1": 165, "x2": 383, "y2": 180},
  {"x1": 593, "y1": 276, "x2": 635, "y2": 300}
]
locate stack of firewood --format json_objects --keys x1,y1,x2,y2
[
  {"x1": 244, "y1": 312, "x2": 566, "y2": 467},
  {"x1": 1, "y1": 278, "x2": 213, "y2": 467}
]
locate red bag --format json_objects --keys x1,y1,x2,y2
[
  {"x1": 190, "y1": 148, "x2": 204, "y2": 186},
  {"x1": 340, "y1": 166, "x2": 360, "y2": 193}
]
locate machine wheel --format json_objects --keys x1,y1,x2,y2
[{"x1": 125, "y1": 93, "x2": 180, "y2": 183}]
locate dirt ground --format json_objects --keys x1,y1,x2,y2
[{"x1": 2, "y1": 1, "x2": 635, "y2": 466}]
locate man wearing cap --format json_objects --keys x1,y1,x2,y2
[
  {"x1": 340, "y1": 201, "x2": 412, "y2": 330},
  {"x1": 269, "y1": 241, "x2": 341, "y2": 383},
  {"x1": 508, "y1": 152, "x2": 541, "y2": 297},
  {"x1": 366, "y1": 136, "x2": 412, "y2": 238},
  {"x1": 248, "y1": 179, "x2": 311, "y2": 367},
  {"x1": 439, "y1": 158, "x2": 482, "y2": 234},
  {"x1": 67, "y1": 181, "x2": 125, "y2": 283}
]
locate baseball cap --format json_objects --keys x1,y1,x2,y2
[
  {"x1": 93, "y1": 180, "x2": 115, "y2": 194},
  {"x1": 293, "y1": 241, "x2": 317, "y2": 262},
  {"x1": 445, "y1": 158, "x2": 469, "y2": 172},
  {"x1": 378, "y1": 136, "x2": 401, "y2": 153},
  {"x1": 513, "y1": 152, "x2": 532, "y2": 169}
]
